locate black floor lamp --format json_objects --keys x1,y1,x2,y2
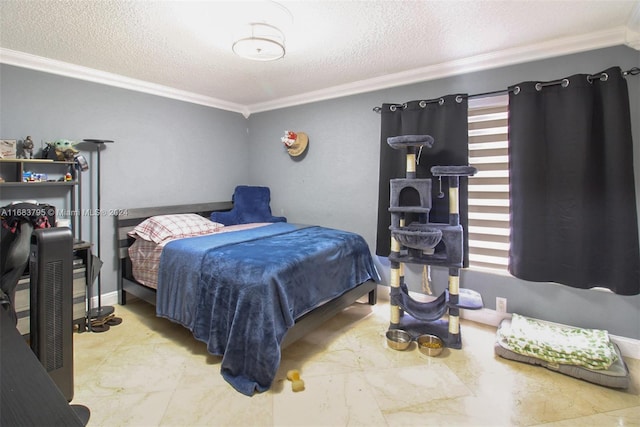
[{"x1": 83, "y1": 139, "x2": 114, "y2": 324}]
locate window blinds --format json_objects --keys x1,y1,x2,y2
[{"x1": 467, "y1": 95, "x2": 510, "y2": 270}]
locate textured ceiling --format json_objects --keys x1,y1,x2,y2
[{"x1": 1, "y1": 0, "x2": 639, "y2": 114}]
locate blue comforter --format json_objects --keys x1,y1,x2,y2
[{"x1": 156, "y1": 223, "x2": 378, "y2": 395}]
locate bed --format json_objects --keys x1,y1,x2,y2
[{"x1": 116, "y1": 201, "x2": 379, "y2": 395}]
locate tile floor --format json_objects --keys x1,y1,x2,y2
[{"x1": 72, "y1": 294, "x2": 639, "y2": 427}]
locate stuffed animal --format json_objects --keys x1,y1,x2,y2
[
  {"x1": 46, "y1": 139, "x2": 78, "y2": 161},
  {"x1": 21, "y1": 136, "x2": 34, "y2": 159}
]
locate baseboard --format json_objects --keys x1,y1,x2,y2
[
  {"x1": 386, "y1": 287, "x2": 640, "y2": 360},
  {"x1": 608, "y1": 334, "x2": 640, "y2": 360},
  {"x1": 460, "y1": 306, "x2": 512, "y2": 327},
  {"x1": 89, "y1": 291, "x2": 119, "y2": 313},
  {"x1": 376, "y1": 284, "x2": 390, "y2": 301},
  {"x1": 97, "y1": 285, "x2": 640, "y2": 359}
]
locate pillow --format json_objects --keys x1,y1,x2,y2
[{"x1": 129, "y1": 214, "x2": 223, "y2": 244}]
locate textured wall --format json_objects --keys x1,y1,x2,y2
[
  {"x1": 1, "y1": 45, "x2": 638, "y2": 339},
  {"x1": 248, "y1": 45, "x2": 640, "y2": 339},
  {"x1": 0, "y1": 64, "x2": 249, "y2": 298}
]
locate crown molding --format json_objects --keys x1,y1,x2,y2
[
  {"x1": 1, "y1": 25, "x2": 636, "y2": 119},
  {"x1": 626, "y1": 1, "x2": 640, "y2": 51},
  {"x1": 627, "y1": 28, "x2": 640, "y2": 50},
  {"x1": 247, "y1": 26, "x2": 637, "y2": 115},
  {"x1": 0, "y1": 48, "x2": 249, "y2": 117},
  {"x1": 628, "y1": 1, "x2": 640, "y2": 31}
]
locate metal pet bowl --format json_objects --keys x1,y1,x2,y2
[
  {"x1": 386, "y1": 329, "x2": 412, "y2": 351},
  {"x1": 417, "y1": 334, "x2": 444, "y2": 357},
  {"x1": 391, "y1": 226, "x2": 442, "y2": 251}
]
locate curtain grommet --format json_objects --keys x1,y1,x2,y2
[
  {"x1": 535, "y1": 83, "x2": 542, "y2": 91},
  {"x1": 561, "y1": 78, "x2": 569, "y2": 88},
  {"x1": 419, "y1": 100, "x2": 427, "y2": 108},
  {"x1": 390, "y1": 105, "x2": 397, "y2": 112},
  {"x1": 438, "y1": 98, "x2": 445, "y2": 106},
  {"x1": 513, "y1": 86, "x2": 521, "y2": 95},
  {"x1": 587, "y1": 73, "x2": 608, "y2": 83},
  {"x1": 455, "y1": 95, "x2": 463, "y2": 103}
]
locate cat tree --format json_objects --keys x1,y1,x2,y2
[{"x1": 387, "y1": 134, "x2": 483, "y2": 349}]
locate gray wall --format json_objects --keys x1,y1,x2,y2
[
  {"x1": 0, "y1": 64, "x2": 249, "y2": 303},
  {"x1": 1, "y1": 45, "x2": 638, "y2": 339},
  {"x1": 248, "y1": 45, "x2": 640, "y2": 339}
]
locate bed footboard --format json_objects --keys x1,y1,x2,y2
[{"x1": 281, "y1": 279, "x2": 377, "y2": 349}]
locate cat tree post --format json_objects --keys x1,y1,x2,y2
[{"x1": 385, "y1": 135, "x2": 482, "y2": 350}]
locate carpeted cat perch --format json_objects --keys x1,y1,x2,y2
[{"x1": 385, "y1": 134, "x2": 482, "y2": 349}]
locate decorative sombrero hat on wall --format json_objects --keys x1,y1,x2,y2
[{"x1": 281, "y1": 131, "x2": 308, "y2": 157}]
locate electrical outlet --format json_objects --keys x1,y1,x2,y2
[{"x1": 496, "y1": 297, "x2": 507, "y2": 313}]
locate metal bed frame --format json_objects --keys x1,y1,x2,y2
[{"x1": 115, "y1": 201, "x2": 377, "y2": 348}]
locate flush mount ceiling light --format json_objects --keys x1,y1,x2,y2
[
  {"x1": 232, "y1": 22, "x2": 286, "y2": 61},
  {"x1": 231, "y1": 1, "x2": 292, "y2": 61}
]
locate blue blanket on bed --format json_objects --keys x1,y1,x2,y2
[{"x1": 156, "y1": 223, "x2": 379, "y2": 395}]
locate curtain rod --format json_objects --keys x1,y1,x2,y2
[{"x1": 372, "y1": 67, "x2": 640, "y2": 113}]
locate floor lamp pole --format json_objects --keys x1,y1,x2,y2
[{"x1": 83, "y1": 139, "x2": 114, "y2": 321}]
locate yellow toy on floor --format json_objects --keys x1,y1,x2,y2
[{"x1": 286, "y1": 369, "x2": 305, "y2": 392}]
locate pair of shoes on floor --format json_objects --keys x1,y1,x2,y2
[{"x1": 90, "y1": 313, "x2": 122, "y2": 332}]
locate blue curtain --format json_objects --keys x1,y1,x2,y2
[
  {"x1": 508, "y1": 66, "x2": 640, "y2": 295},
  {"x1": 376, "y1": 94, "x2": 469, "y2": 263}
]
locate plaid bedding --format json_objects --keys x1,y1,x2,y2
[{"x1": 128, "y1": 222, "x2": 269, "y2": 288}]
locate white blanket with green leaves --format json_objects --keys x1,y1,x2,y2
[{"x1": 498, "y1": 314, "x2": 618, "y2": 370}]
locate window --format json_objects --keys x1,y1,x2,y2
[{"x1": 467, "y1": 95, "x2": 510, "y2": 271}]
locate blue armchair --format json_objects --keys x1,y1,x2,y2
[{"x1": 210, "y1": 185, "x2": 287, "y2": 226}]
